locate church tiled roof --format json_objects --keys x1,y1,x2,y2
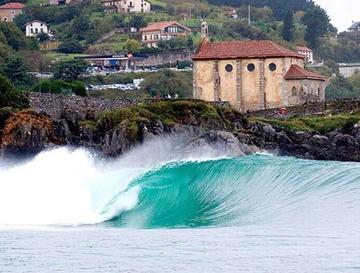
[
  {"x1": 285, "y1": 64, "x2": 327, "y2": 81},
  {"x1": 193, "y1": 40, "x2": 304, "y2": 60}
]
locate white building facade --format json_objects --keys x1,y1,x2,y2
[
  {"x1": 103, "y1": 0, "x2": 151, "y2": 14},
  {"x1": 297, "y1": 46, "x2": 314, "y2": 64},
  {"x1": 25, "y1": 20, "x2": 52, "y2": 37},
  {"x1": 339, "y1": 63, "x2": 360, "y2": 78}
]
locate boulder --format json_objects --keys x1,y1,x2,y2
[
  {"x1": 101, "y1": 125, "x2": 131, "y2": 157},
  {"x1": 1, "y1": 110, "x2": 55, "y2": 156}
]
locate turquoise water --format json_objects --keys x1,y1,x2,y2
[{"x1": 1, "y1": 142, "x2": 360, "y2": 272}]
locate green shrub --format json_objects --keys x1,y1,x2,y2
[
  {"x1": 71, "y1": 81, "x2": 87, "y2": 96},
  {"x1": 32, "y1": 79, "x2": 87, "y2": 96},
  {"x1": 58, "y1": 39, "x2": 83, "y2": 54},
  {"x1": 0, "y1": 74, "x2": 29, "y2": 109}
]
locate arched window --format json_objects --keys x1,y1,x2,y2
[{"x1": 292, "y1": 87, "x2": 297, "y2": 96}]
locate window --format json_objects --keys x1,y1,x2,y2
[
  {"x1": 269, "y1": 63, "x2": 277, "y2": 71},
  {"x1": 247, "y1": 63, "x2": 255, "y2": 72},
  {"x1": 225, "y1": 64, "x2": 233, "y2": 72},
  {"x1": 318, "y1": 88, "x2": 321, "y2": 96},
  {"x1": 292, "y1": 87, "x2": 297, "y2": 96}
]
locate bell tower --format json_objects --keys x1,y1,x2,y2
[{"x1": 201, "y1": 21, "x2": 208, "y2": 39}]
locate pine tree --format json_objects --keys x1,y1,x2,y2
[
  {"x1": 282, "y1": 12, "x2": 295, "y2": 42},
  {"x1": 303, "y1": 4, "x2": 330, "y2": 48}
]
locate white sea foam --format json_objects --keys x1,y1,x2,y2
[{"x1": 0, "y1": 133, "x2": 233, "y2": 227}]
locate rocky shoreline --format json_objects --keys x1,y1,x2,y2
[{"x1": 1, "y1": 100, "x2": 360, "y2": 162}]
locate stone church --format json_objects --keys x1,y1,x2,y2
[{"x1": 192, "y1": 22, "x2": 327, "y2": 112}]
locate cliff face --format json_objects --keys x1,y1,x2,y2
[
  {"x1": 0, "y1": 110, "x2": 56, "y2": 157},
  {"x1": 1, "y1": 100, "x2": 360, "y2": 162}
]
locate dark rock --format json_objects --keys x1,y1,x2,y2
[
  {"x1": 53, "y1": 119, "x2": 72, "y2": 144},
  {"x1": 332, "y1": 134, "x2": 356, "y2": 147},
  {"x1": 101, "y1": 126, "x2": 131, "y2": 157}
]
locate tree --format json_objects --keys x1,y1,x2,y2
[
  {"x1": 125, "y1": 39, "x2": 141, "y2": 53},
  {"x1": 58, "y1": 39, "x2": 83, "y2": 54},
  {"x1": 303, "y1": 4, "x2": 330, "y2": 48},
  {"x1": 129, "y1": 15, "x2": 147, "y2": 30},
  {"x1": 325, "y1": 75, "x2": 356, "y2": 100},
  {"x1": 0, "y1": 22, "x2": 28, "y2": 50},
  {"x1": 2, "y1": 55, "x2": 30, "y2": 86},
  {"x1": 0, "y1": 74, "x2": 29, "y2": 108},
  {"x1": 187, "y1": 36, "x2": 194, "y2": 48},
  {"x1": 112, "y1": 14, "x2": 125, "y2": 28},
  {"x1": 37, "y1": 32, "x2": 50, "y2": 43},
  {"x1": 32, "y1": 79, "x2": 87, "y2": 96},
  {"x1": 53, "y1": 59, "x2": 87, "y2": 81},
  {"x1": 13, "y1": 13, "x2": 33, "y2": 31},
  {"x1": 282, "y1": 12, "x2": 295, "y2": 42},
  {"x1": 142, "y1": 70, "x2": 192, "y2": 97},
  {"x1": 71, "y1": 16, "x2": 90, "y2": 39}
]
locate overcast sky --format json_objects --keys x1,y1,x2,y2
[{"x1": 314, "y1": 0, "x2": 359, "y2": 31}]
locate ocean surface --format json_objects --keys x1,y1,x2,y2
[{"x1": 1, "y1": 136, "x2": 360, "y2": 273}]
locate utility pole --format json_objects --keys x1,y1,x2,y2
[{"x1": 248, "y1": 5, "x2": 251, "y2": 26}]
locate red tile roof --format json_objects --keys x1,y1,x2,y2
[
  {"x1": 140, "y1": 21, "x2": 191, "y2": 33},
  {"x1": 0, "y1": 2, "x2": 25, "y2": 9},
  {"x1": 285, "y1": 64, "x2": 327, "y2": 81},
  {"x1": 193, "y1": 40, "x2": 304, "y2": 60}
]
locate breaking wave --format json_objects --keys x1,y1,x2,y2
[{"x1": 0, "y1": 134, "x2": 360, "y2": 230}]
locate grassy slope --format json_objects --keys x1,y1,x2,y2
[
  {"x1": 86, "y1": 100, "x2": 243, "y2": 142},
  {"x1": 252, "y1": 114, "x2": 360, "y2": 134}
]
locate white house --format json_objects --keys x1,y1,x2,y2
[
  {"x1": 140, "y1": 21, "x2": 191, "y2": 47},
  {"x1": 348, "y1": 21, "x2": 360, "y2": 32},
  {"x1": 297, "y1": 46, "x2": 314, "y2": 64},
  {"x1": 102, "y1": 0, "x2": 151, "y2": 14},
  {"x1": 338, "y1": 63, "x2": 360, "y2": 78},
  {"x1": 25, "y1": 20, "x2": 53, "y2": 38}
]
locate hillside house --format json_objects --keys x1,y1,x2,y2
[
  {"x1": 49, "y1": 0, "x2": 70, "y2": 5},
  {"x1": 140, "y1": 21, "x2": 191, "y2": 47},
  {"x1": 339, "y1": 63, "x2": 360, "y2": 78},
  {"x1": 192, "y1": 38, "x2": 327, "y2": 112},
  {"x1": 25, "y1": 20, "x2": 53, "y2": 38},
  {"x1": 102, "y1": 0, "x2": 151, "y2": 14},
  {"x1": 348, "y1": 22, "x2": 360, "y2": 32},
  {"x1": 0, "y1": 2, "x2": 24, "y2": 22},
  {"x1": 296, "y1": 46, "x2": 314, "y2": 64}
]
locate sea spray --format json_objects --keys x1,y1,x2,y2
[
  {"x1": 0, "y1": 133, "x2": 236, "y2": 227},
  {"x1": 0, "y1": 133, "x2": 360, "y2": 230}
]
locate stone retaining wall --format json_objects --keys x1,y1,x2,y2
[
  {"x1": 29, "y1": 93, "x2": 136, "y2": 119},
  {"x1": 250, "y1": 99, "x2": 360, "y2": 119}
]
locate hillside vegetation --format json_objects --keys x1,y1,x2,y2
[{"x1": 0, "y1": 0, "x2": 358, "y2": 100}]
